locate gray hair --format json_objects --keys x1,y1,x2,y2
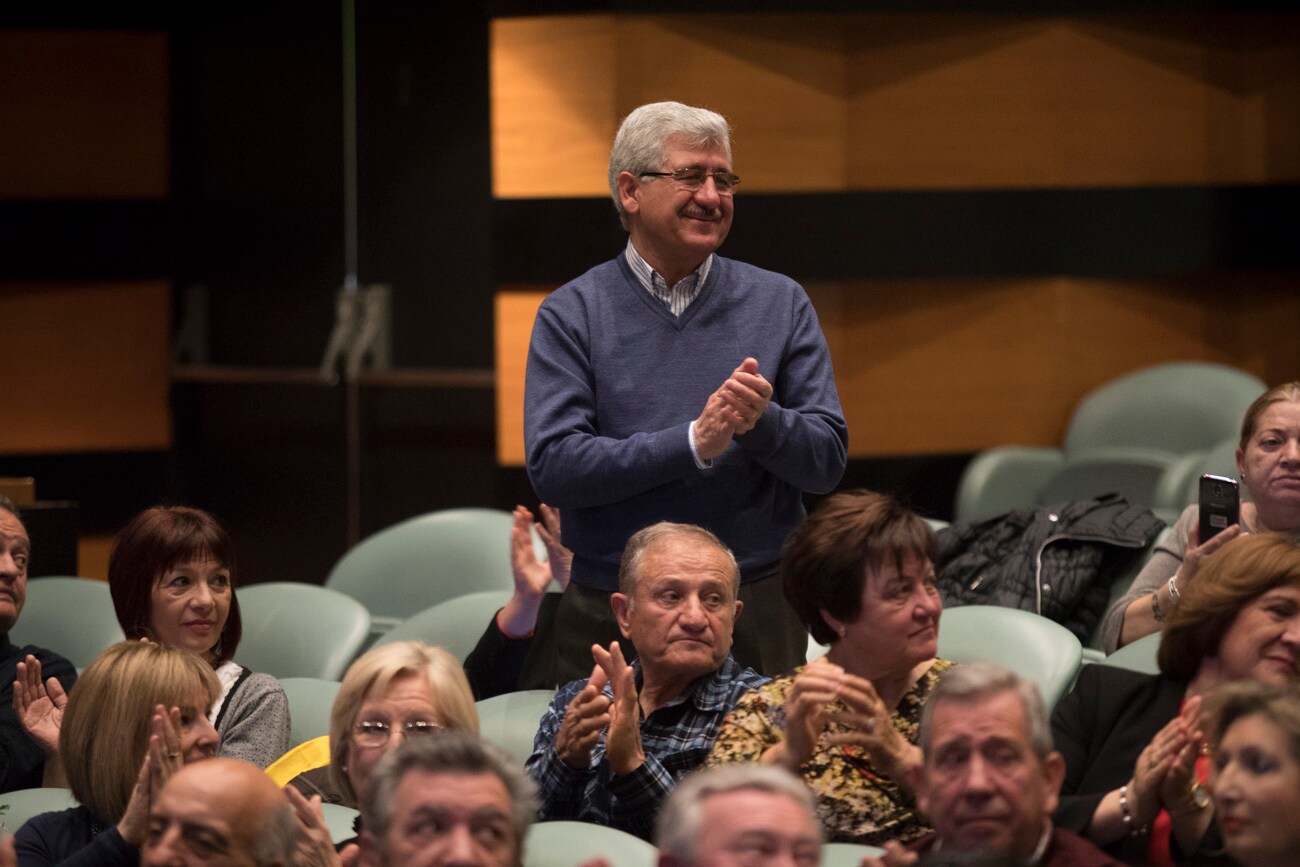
[
  {"x1": 607, "y1": 101, "x2": 732, "y2": 230},
  {"x1": 251, "y1": 803, "x2": 298, "y2": 866},
  {"x1": 618, "y1": 522, "x2": 740, "y2": 599},
  {"x1": 0, "y1": 495, "x2": 19, "y2": 519},
  {"x1": 919, "y1": 662, "x2": 1053, "y2": 760},
  {"x1": 362, "y1": 732, "x2": 538, "y2": 853},
  {"x1": 655, "y1": 765, "x2": 819, "y2": 863}
]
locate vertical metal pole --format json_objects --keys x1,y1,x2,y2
[
  {"x1": 342, "y1": 0, "x2": 362, "y2": 546},
  {"x1": 342, "y1": 0, "x2": 359, "y2": 295}
]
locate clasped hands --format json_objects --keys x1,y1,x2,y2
[
  {"x1": 768, "y1": 658, "x2": 920, "y2": 787},
  {"x1": 555, "y1": 641, "x2": 645, "y2": 776},
  {"x1": 1125, "y1": 695, "x2": 1207, "y2": 830},
  {"x1": 695, "y1": 357, "x2": 773, "y2": 461}
]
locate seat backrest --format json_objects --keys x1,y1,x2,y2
[
  {"x1": 1065, "y1": 362, "x2": 1265, "y2": 455},
  {"x1": 235, "y1": 582, "x2": 371, "y2": 680},
  {"x1": 2, "y1": 787, "x2": 80, "y2": 833},
  {"x1": 9, "y1": 576, "x2": 126, "y2": 670},
  {"x1": 523, "y1": 820, "x2": 657, "y2": 867},
  {"x1": 279, "y1": 677, "x2": 342, "y2": 748},
  {"x1": 936, "y1": 605, "x2": 1083, "y2": 710},
  {"x1": 476, "y1": 689, "x2": 555, "y2": 765},
  {"x1": 1097, "y1": 631, "x2": 1161, "y2": 675},
  {"x1": 822, "y1": 842, "x2": 886, "y2": 866},
  {"x1": 1036, "y1": 447, "x2": 1176, "y2": 508},
  {"x1": 325, "y1": 508, "x2": 517, "y2": 622},
  {"x1": 1181, "y1": 436, "x2": 1243, "y2": 510},
  {"x1": 373, "y1": 590, "x2": 515, "y2": 663}
]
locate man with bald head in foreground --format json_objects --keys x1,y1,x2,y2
[{"x1": 141, "y1": 758, "x2": 297, "y2": 867}]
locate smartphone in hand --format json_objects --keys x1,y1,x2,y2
[{"x1": 1199, "y1": 473, "x2": 1240, "y2": 542}]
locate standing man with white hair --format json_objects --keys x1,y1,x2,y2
[{"x1": 525, "y1": 100, "x2": 848, "y2": 684}]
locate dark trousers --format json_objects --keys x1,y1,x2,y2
[{"x1": 550, "y1": 571, "x2": 808, "y2": 685}]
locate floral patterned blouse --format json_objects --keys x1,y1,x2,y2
[{"x1": 706, "y1": 658, "x2": 955, "y2": 846}]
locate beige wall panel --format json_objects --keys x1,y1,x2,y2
[
  {"x1": 0, "y1": 282, "x2": 171, "y2": 453},
  {"x1": 495, "y1": 289, "x2": 551, "y2": 465},
  {"x1": 846, "y1": 16, "x2": 1300, "y2": 189},
  {"x1": 0, "y1": 30, "x2": 169, "y2": 199},
  {"x1": 615, "y1": 16, "x2": 847, "y2": 192},
  {"x1": 824, "y1": 279, "x2": 1072, "y2": 455},
  {"x1": 491, "y1": 17, "x2": 619, "y2": 198},
  {"x1": 492, "y1": 13, "x2": 1300, "y2": 194}
]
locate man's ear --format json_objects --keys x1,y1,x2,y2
[
  {"x1": 732, "y1": 598, "x2": 743, "y2": 622},
  {"x1": 910, "y1": 761, "x2": 930, "y2": 818},
  {"x1": 1042, "y1": 751, "x2": 1066, "y2": 814},
  {"x1": 617, "y1": 172, "x2": 641, "y2": 217},
  {"x1": 610, "y1": 592, "x2": 634, "y2": 639}
]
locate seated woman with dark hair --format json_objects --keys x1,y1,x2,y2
[
  {"x1": 708, "y1": 489, "x2": 952, "y2": 845},
  {"x1": 1206, "y1": 681, "x2": 1300, "y2": 867},
  {"x1": 106, "y1": 505, "x2": 289, "y2": 767},
  {"x1": 1053, "y1": 532, "x2": 1300, "y2": 865},
  {"x1": 14, "y1": 641, "x2": 220, "y2": 866}
]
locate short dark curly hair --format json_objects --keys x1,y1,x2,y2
[{"x1": 781, "y1": 489, "x2": 937, "y2": 646}]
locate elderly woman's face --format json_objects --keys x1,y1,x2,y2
[
  {"x1": 1214, "y1": 586, "x2": 1300, "y2": 685},
  {"x1": 835, "y1": 552, "x2": 941, "y2": 676},
  {"x1": 1238, "y1": 401, "x2": 1300, "y2": 518},
  {"x1": 346, "y1": 674, "x2": 443, "y2": 804},
  {"x1": 1213, "y1": 712, "x2": 1300, "y2": 867}
]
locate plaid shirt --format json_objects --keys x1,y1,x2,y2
[{"x1": 525, "y1": 656, "x2": 768, "y2": 839}]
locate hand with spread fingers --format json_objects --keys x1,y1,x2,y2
[
  {"x1": 117, "y1": 705, "x2": 185, "y2": 847},
  {"x1": 821, "y1": 669, "x2": 921, "y2": 788},
  {"x1": 13, "y1": 654, "x2": 67, "y2": 757},
  {"x1": 285, "y1": 785, "x2": 350, "y2": 867},
  {"x1": 594, "y1": 641, "x2": 644, "y2": 776},
  {"x1": 555, "y1": 657, "x2": 612, "y2": 769},
  {"x1": 765, "y1": 657, "x2": 845, "y2": 771},
  {"x1": 534, "y1": 503, "x2": 571, "y2": 589}
]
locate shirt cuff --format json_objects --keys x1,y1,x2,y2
[{"x1": 688, "y1": 421, "x2": 714, "y2": 470}]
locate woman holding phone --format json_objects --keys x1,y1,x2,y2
[{"x1": 1101, "y1": 381, "x2": 1300, "y2": 652}]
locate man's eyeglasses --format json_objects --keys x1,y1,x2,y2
[
  {"x1": 639, "y1": 167, "x2": 740, "y2": 194},
  {"x1": 351, "y1": 720, "x2": 444, "y2": 747}
]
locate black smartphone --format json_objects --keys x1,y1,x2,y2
[{"x1": 1199, "y1": 473, "x2": 1240, "y2": 542}]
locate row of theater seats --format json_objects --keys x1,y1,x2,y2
[{"x1": 955, "y1": 360, "x2": 1262, "y2": 524}]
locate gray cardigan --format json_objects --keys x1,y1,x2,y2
[{"x1": 212, "y1": 661, "x2": 291, "y2": 768}]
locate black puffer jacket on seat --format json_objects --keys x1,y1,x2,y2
[{"x1": 936, "y1": 494, "x2": 1164, "y2": 642}]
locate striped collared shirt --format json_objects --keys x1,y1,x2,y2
[{"x1": 624, "y1": 240, "x2": 713, "y2": 317}]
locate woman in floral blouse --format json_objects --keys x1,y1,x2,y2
[{"x1": 708, "y1": 489, "x2": 952, "y2": 845}]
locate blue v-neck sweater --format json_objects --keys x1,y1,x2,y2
[{"x1": 525, "y1": 254, "x2": 848, "y2": 591}]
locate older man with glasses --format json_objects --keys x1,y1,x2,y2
[{"x1": 524, "y1": 100, "x2": 847, "y2": 687}]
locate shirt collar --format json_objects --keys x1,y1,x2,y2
[
  {"x1": 624, "y1": 241, "x2": 712, "y2": 298},
  {"x1": 625, "y1": 655, "x2": 741, "y2": 713}
]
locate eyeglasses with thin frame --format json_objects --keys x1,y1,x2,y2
[
  {"x1": 351, "y1": 719, "x2": 444, "y2": 748},
  {"x1": 639, "y1": 167, "x2": 740, "y2": 194}
]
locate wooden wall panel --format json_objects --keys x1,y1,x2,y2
[
  {"x1": 495, "y1": 276, "x2": 1287, "y2": 463},
  {"x1": 616, "y1": 16, "x2": 847, "y2": 192},
  {"x1": 495, "y1": 289, "x2": 550, "y2": 465},
  {"x1": 0, "y1": 282, "x2": 171, "y2": 453},
  {"x1": 491, "y1": 13, "x2": 1300, "y2": 197},
  {"x1": 0, "y1": 30, "x2": 169, "y2": 199},
  {"x1": 490, "y1": 16, "x2": 618, "y2": 198}
]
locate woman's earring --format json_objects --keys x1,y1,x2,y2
[{"x1": 836, "y1": 625, "x2": 846, "y2": 638}]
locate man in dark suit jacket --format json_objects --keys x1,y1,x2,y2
[{"x1": 0, "y1": 496, "x2": 77, "y2": 792}]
